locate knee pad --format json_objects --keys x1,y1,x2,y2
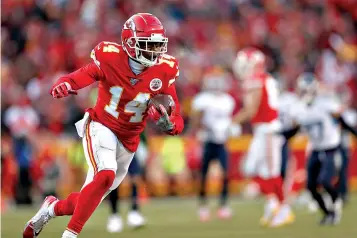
[{"x1": 95, "y1": 170, "x2": 116, "y2": 189}]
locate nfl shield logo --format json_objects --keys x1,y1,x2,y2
[{"x1": 130, "y1": 78, "x2": 139, "y2": 86}]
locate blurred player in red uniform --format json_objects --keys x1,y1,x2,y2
[
  {"x1": 232, "y1": 48, "x2": 294, "y2": 227},
  {"x1": 23, "y1": 13, "x2": 184, "y2": 238}
]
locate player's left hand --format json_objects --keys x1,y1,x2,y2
[{"x1": 148, "y1": 105, "x2": 175, "y2": 134}]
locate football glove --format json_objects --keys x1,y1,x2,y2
[
  {"x1": 51, "y1": 82, "x2": 77, "y2": 98},
  {"x1": 148, "y1": 104, "x2": 175, "y2": 133}
]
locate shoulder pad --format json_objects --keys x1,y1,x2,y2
[
  {"x1": 90, "y1": 41, "x2": 122, "y2": 68},
  {"x1": 158, "y1": 54, "x2": 179, "y2": 86}
]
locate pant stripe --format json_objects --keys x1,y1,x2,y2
[{"x1": 86, "y1": 121, "x2": 98, "y2": 174}]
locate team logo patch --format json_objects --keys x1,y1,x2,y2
[
  {"x1": 150, "y1": 78, "x2": 162, "y2": 91},
  {"x1": 130, "y1": 78, "x2": 139, "y2": 86}
]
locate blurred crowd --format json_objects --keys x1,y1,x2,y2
[{"x1": 1, "y1": 0, "x2": 357, "y2": 205}]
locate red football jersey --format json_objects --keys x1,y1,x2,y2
[
  {"x1": 244, "y1": 73, "x2": 279, "y2": 124},
  {"x1": 59, "y1": 41, "x2": 182, "y2": 152}
]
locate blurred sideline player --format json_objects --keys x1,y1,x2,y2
[
  {"x1": 232, "y1": 48, "x2": 294, "y2": 227},
  {"x1": 107, "y1": 133, "x2": 148, "y2": 233},
  {"x1": 281, "y1": 73, "x2": 357, "y2": 225},
  {"x1": 190, "y1": 67, "x2": 237, "y2": 222},
  {"x1": 23, "y1": 13, "x2": 184, "y2": 238}
]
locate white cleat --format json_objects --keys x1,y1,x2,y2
[
  {"x1": 217, "y1": 206, "x2": 232, "y2": 220},
  {"x1": 269, "y1": 205, "x2": 295, "y2": 228},
  {"x1": 260, "y1": 200, "x2": 279, "y2": 226},
  {"x1": 198, "y1": 206, "x2": 210, "y2": 222},
  {"x1": 23, "y1": 196, "x2": 58, "y2": 238},
  {"x1": 127, "y1": 211, "x2": 146, "y2": 229},
  {"x1": 107, "y1": 214, "x2": 123, "y2": 233}
]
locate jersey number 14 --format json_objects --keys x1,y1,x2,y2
[{"x1": 105, "y1": 86, "x2": 150, "y2": 123}]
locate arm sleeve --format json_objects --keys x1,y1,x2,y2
[
  {"x1": 339, "y1": 116, "x2": 357, "y2": 138},
  {"x1": 162, "y1": 83, "x2": 184, "y2": 135},
  {"x1": 52, "y1": 62, "x2": 103, "y2": 91},
  {"x1": 279, "y1": 126, "x2": 300, "y2": 140}
]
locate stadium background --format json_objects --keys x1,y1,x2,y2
[{"x1": 1, "y1": 0, "x2": 357, "y2": 237}]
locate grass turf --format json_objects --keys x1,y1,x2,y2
[{"x1": 2, "y1": 196, "x2": 357, "y2": 238}]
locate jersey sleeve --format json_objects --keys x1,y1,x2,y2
[
  {"x1": 90, "y1": 41, "x2": 121, "y2": 69},
  {"x1": 192, "y1": 93, "x2": 208, "y2": 111},
  {"x1": 324, "y1": 98, "x2": 342, "y2": 114}
]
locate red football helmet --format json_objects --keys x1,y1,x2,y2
[
  {"x1": 121, "y1": 13, "x2": 168, "y2": 67},
  {"x1": 232, "y1": 47, "x2": 266, "y2": 80}
]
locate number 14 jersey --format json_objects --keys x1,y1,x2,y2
[{"x1": 87, "y1": 41, "x2": 182, "y2": 152}]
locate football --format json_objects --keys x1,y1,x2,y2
[{"x1": 149, "y1": 94, "x2": 175, "y2": 115}]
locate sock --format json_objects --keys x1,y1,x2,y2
[
  {"x1": 62, "y1": 229, "x2": 77, "y2": 238},
  {"x1": 131, "y1": 183, "x2": 139, "y2": 211},
  {"x1": 51, "y1": 192, "x2": 80, "y2": 217},
  {"x1": 199, "y1": 174, "x2": 208, "y2": 206},
  {"x1": 322, "y1": 183, "x2": 338, "y2": 203},
  {"x1": 272, "y1": 177, "x2": 285, "y2": 203},
  {"x1": 108, "y1": 187, "x2": 119, "y2": 214},
  {"x1": 309, "y1": 189, "x2": 329, "y2": 215},
  {"x1": 220, "y1": 176, "x2": 229, "y2": 206},
  {"x1": 67, "y1": 170, "x2": 115, "y2": 234}
]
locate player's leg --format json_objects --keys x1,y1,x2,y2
[
  {"x1": 198, "y1": 142, "x2": 213, "y2": 221},
  {"x1": 216, "y1": 143, "x2": 232, "y2": 219},
  {"x1": 23, "y1": 150, "x2": 95, "y2": 237},
  {"x1": 106, "y1": 187, "x2": 123, "y2": 233},
  {"x1": 317, "y1": 148, "x2": 341, "y2": 224},
  {"x1": 306, "y1": 151, "x2": 331, "y2": 224},
  {"x1": 243, "y1": 132, "x2": 277, "y2": 225},
  {"x1": 266, "y1": 134, "x2": 294, "y2": 227},
  {"x1": 318, "y1": 149, "x2": 338, "y2": 203},
  {"x1": 127, "y1": 156, "x2": 146, "y2": 229},
  {"x1": 63, "y1": 121, "x2": 133, "y2": 237},
  {"x1": 280, "y1": 139, "x2": 289, "y2": 180},
  {"x1": 62, "y1": 121, "x2": 124, "y2": 237},
  {"x1": 338, "y1": 145, "x2": 349, "y2": 202}
]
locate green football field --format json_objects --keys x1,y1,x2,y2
[{"x1": 2, "y1": 196, "x2": 357, "y2": 238}]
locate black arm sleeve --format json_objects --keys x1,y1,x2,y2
[
  {"x1": 279, "y1": 126, "x2": 300, "y2": 140},
  {"x1": 339, "y1": 116, "x2": 357, "y2": 138}
]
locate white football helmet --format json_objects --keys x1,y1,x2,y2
[{"x1": 232, "y1": 47, "x2": 266, "y2": 80}]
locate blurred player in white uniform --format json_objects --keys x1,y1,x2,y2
[
  {"x1": 232, "y1": 48, "x2": 294, "y2": 227},
  {"x1": 281, "y1": 73, "x2": 357, "y2": 225},
  {"x1": 191, "y1": 67, "x2": 236, "y2": 222}
]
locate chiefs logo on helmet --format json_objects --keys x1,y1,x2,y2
[{"x1": 121, "y1": 13, "x2": 168, "y2": 67}]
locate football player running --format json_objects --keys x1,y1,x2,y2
[
  {"x1": 23, "y1": 13, "x2": 184, "y2": 238},
  {"x1": 190, "y1": 67, "x2": 237, "y2": 222},
  {"x1": 281, "y1": 73, "x2": 357, "y2": 225},
  {"x1": 232, "y1": 48, "x2": 294, "y2": 227}
]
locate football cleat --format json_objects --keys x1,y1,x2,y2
[
  {"x1": 217, "y1": 206, "x2": 232, "y2": 220},
  {"x1": 106, "y1": 214, "x2": 123, "y2": 233},
  {"x1": 23, "y1": 196, "x2": 58, "y2": 238},
  {"x1": 260, "y1": 200, "x2": 279, "y2": 226},
  {"x1": 127, "y1": 211, "x2": 146, "y2": 229},
  {"x1": 198, "y1": 207, "x2": 211, "y2": 222},
  {"x1": 319, "y1": 211, "x2": 338, "y2": 226},
  {"x1": 268, "y1": 205, "x2": 295, "y2": 228}
]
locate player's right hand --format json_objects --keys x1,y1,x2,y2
[{"x1": 51, "y1": 82, "x2": 77, "y2": 98}]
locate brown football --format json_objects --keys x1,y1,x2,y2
[{"x1": 148, "y1": 94, "x2": 175, "y2": 115}]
